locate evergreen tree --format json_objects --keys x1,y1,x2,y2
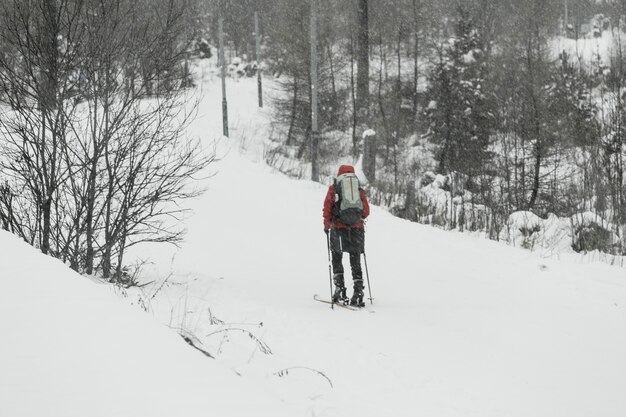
[
  {"x1": 425, "y1": 10, "x2": 494, "y2": 177},
  {"x1": 547, "y1": 52, "x2": 599, "y2": 149}
]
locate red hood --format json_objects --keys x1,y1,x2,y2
[{"x1": 337, "y1": 165, "x2": 355, "y2": 176}]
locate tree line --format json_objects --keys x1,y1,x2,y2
[{"x1": 3, "y1": 0, "x2": 624, "y2": 271}]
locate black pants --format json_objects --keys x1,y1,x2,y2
[
  {"x1": 331, "y1": 251, "x2": 363, "y2": 284},
  {"x1": 329, "y1": 227, "x2": 364, "y2": 288}
]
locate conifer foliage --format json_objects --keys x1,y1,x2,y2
[{"x1": 425, "y1": 10, "x2": 494, "y2": 177}]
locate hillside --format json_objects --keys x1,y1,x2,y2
[
  {"x1": 2, "y1": 70, "x2": 626, "y2": 417},
  {"x1": 0, "y1": 230, "x2": 292, "y2": 417}
]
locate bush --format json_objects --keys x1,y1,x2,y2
[
  {"x1": 572, "y1": 223, "x2": 614, "y2": 253},
  {"x1": 519, "y1": 224, "x2": 541, "y2": 249},
  {"x1": 420, "y1": 171, "x2": 436, "y2": 187}
]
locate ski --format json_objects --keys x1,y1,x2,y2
[{"x1": 313, "y1": 294, "x2": 361, "y2": 311}]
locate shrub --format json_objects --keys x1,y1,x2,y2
[
  {"x1": 519, "y1": 224, "x2": 541, "y2": 249},
  {"x1": 572, "y1": 223, "x2": 614, "y2": 253}
]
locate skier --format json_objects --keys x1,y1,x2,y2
[{"x1": 323, "y1": 165, "x2": 370, "y2": 307}]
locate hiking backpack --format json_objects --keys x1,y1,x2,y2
[{"x1": 333, "y1": 172, "x2": 364, "y2": 226}]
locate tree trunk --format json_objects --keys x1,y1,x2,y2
[
  {"x1": 85, "y1": 100, "x2": 99, "y2": 275},
  {"x1": 286, "y1": 78, "x2": 298, "y2": 146},
  {"x1": 327, "y1": 44, "x2": 338, "y2": 127},
  {"x1": 41, "y1": 198, "x2": 52, "y2": 255},
  {"x1": 527, "y1": 35, "x2": 542, "y2": 210},
  {"x1": 102, "y1": 178, "x2": 114, "y2": 279},
  {"x1": 412, "y1": 0, "x2": 420, "y2": 123},
  {"x1": 310, "y1": 0, "x2": 319, "y2": 182},
  {"x1": 115, "y1": 235, "x2": 127, "y2": 282},
  {"x1": 356, "y1": 0, "x2": 369, "y2": 120},
  {"x1": 39, "y1": 0, "x2": 60, "y2": 256},
  {"x1": 377, "y1": 41, "x2": 389, "y2": 161},
  {"x1": 405, "y1": 178, "x2": 417, "y2": 221},
  {"x1": 102, "y1": 116, "x2": 116, "y2": 279},
  {"x1": 394, "y1": 24, "x2": 402, "y2": 185},
  {"x1": 363, "y1": 130, "x2": 376, "y2": 183},
  {"x1": 84, "y1": 164, "x2": 97, "y2": 273},
  {"x1": 350, "y1": 35, "x2": 358, "y2": 156},
  {"x1": 528, "y1": 139, "x2": 541, "y2": 210}
]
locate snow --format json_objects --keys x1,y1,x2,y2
[
  {"x1": 509, "y1": 211, "x2": 543, "y2": 230},
  {"x1": 135, "y1": 135, "x2": 626, "y2": 416},
  {"x1": 550, "y1": 29, "x2": 620, "y2": 68},
  {"x1": 3, "y1": 63, "x2": 626, "y2": 417},
  {"x1": 572, "y1": 211, "x2": 613, "y2": 229},
  {"x1": 133, "y1": 75, "x2": 626, "y2": 416},
  {"x1": 0, "y1": 231, "x2": 293, "y2": 417},
  {"x1": 506, "y1": 211, "x2": 567, "y2": 252},
  {"x1": 504, "y1": 210, "x2": 621, "y2": 254},
  {"x1": 462, "y1": 50, "x2": 476, "y2": 64},
  {"x1": 362, "y1": 128, "x2": 376, "y2": 138}
]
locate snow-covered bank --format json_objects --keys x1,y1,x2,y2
[{"x1": 0, "y1": 230, "x2": 291, "y2": 417}]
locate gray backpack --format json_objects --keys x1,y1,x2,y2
[{"x1": 333, "y1": 173, "x2": 364, "y2": 225}]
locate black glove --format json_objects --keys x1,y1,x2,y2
[{"x1": 324, "y1": 228, "x2": 330, "y2": 235}]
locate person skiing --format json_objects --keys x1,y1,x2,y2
[{"x1": 323, "y1": 165, "x2": 370, "y2": 307}]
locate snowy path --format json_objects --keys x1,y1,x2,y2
[{"x1": 131, "y1": 78, "x2": 626, "y2": 416}]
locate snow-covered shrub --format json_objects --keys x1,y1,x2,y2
[
  {"x1": 541, "y1": 214, "x2": 574, "y2": 254},
  {"x1": 571, "y1": 212, "x2": 619, "y2": 253},
  {"x1": 420, "y1": 171, "x2": 436, "y2": 187},
  {"x1": 572, "y1": 223, "x2": 614, "y2": 253},
  {"x1": 194, "y1": 38, "x2": 212, "y2": 59},
  {"x1": 507, "y1": 211, "x2": 543, "y2": 249}
]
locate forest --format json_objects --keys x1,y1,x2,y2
[
  {"x1": 1, "y1": 0, "x2": 625, "y2": 282},
  {"x1": 256, "y1": 0, "x2": 626, "y2": 258}
]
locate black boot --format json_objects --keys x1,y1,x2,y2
[
  {"x1": 332, "y1": 273, "x2": 347, "y2": 303},
  {"x1": 350, "y1": 279, "x2": 365, "y2": 307},
  {"x1": 333, "y1": 286, "x2": 347, "y2": 303}
]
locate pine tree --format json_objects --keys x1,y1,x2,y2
[
  {"x1": 425, "y1": 9, "x2": 494, "y2": 177},
  {"x1": 547, "y1": 52, "x2": 599, "y2": 149}
]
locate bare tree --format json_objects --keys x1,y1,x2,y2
[
  {"x1": 0, "y1": 0, "x2": 214, "y2": 281},
  {"x1": 0, "y1": 0, "x2": 85, "y2": 254}
]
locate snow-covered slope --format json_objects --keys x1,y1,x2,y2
[
  {"x1": 0, "y1": 230, "x2": 293, "y2": 417},
  {"x1": 3, "y1": 70, "x2": 626, "y2": 417},
  {"x1": 131, "y1": 75, "x2": 626, "y2": 416},
  {"x1": 137, "y1": 143, "x2": 626, "y2": 417}
]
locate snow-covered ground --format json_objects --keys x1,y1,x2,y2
[
  {"x1": 551, "y1": 30, "x2": 611, "y2": 62},
  {"x1": 0, "y1": 229, "x2": 293, "y2": 417},
  {"x1": 3, "y1": 67, "x2": 626, "y2": 417},
  {"x1": 550, "y1": 29, "x2": 622, "y2": 69},
  {"x1": 134, "y1": 73, "x2": 626, "y2": 416}
]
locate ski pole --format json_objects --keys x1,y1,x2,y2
[
  {"x1": 326, "y1": 231, "x2": 334, "y2": 309},
  {"x1": 363, "y1": 250, "x2": 373, "y2": 304},
  {"x1": 362, "y1": 220, "x2": 373, "y2": 304}
]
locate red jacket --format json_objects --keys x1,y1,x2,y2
[{"x1": 323, "y1": 165, "x2": 370, "y2": 229}]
